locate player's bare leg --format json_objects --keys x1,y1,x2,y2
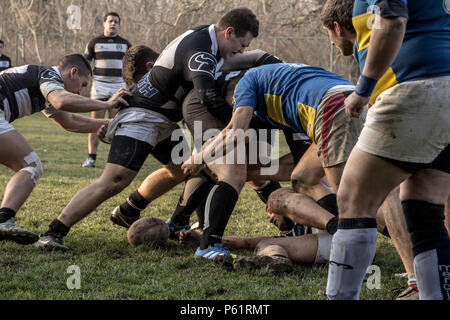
[
  {"x1": 268, "y1": 187, "x2": 337, "y2": 233},
  {"x1": 83, "y1": 109, "x2": 107, "y2": 168},
  {"x1": 0, "y1": 130, "x2": 40, "y2": 244}
]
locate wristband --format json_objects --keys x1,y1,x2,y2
[{"x1": 355, "y1": 74, "x2": 377, "y2": 97}]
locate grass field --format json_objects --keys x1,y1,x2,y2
[{"x1": 0, "y1": 113, "x2": 407, "y2": 300}]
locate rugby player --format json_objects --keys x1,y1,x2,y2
[
  {"x1": 0, "y1": 54, "x2": 129, "y2": 244},
  {"x1": 35, "y1": 8, "x2": 261, "y2": 251},
  {"x1": 82, "y1": 12, "x2": 131, "y2": 168},
  {"x1": 322, "y1": 0, "x2": 450, "y2": 300},
  {"x1": 0, "y1": 40, "x2": 12, "y2": 72},
  {"x1": 182, "y1": 63, "x2": 362, "y2": 259}
]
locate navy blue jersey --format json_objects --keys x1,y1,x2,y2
[
  {"x1": 0, "y1": 65, "x2": 64, "y2": 122},
  {"x1": 353, "y1": 0, "x2": 450, "y2": 104}
]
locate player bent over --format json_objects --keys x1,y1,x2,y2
[
  {"x1": 182, "y1": 63, "x2": 360, "y2": 259},
  {"x1": 35, "y1": 8, "x2": 261, "y2": 251},
  {"x1": 0, "y1": 54, "x2": 129, "y2": 245}
]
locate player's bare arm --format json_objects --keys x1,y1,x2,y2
[
  {"x1": 345, "y1": 15, "x2": 407, "y2": 118},
  {"x1": 182, "y1": 106, "x2": 253, "y2": 175},
  {"x1": 48, "y1": 111, "x2": 110, "y2": 133},
  {"x1": 46, "y1": 87, "x2": 130, "y2": 113}
]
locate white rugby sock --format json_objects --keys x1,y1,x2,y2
[
  {"x1": 326, "y1": 218, "x2": 378, "y2": 300},
  {"x1": 415, "y1": 248, "x2": 450, "y2": 300}
]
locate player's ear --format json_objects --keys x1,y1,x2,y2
[
  {"x1": 224, "y1": 27, "x2": 234, "y2": 40},
  {"x1": 333, "y1": 21, "x2": 343, "y2": 36},
  {"x1": 145, "y1": 61, "x2": 155, "y2": 71},
  {"x1": 69, "y1": 67, "x2": 78, "y2": 78}
]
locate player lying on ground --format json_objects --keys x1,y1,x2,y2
[
  {"x1": 0, "y1": 54, "x2": 129, "y2": 245},
  {"x1": 178, "y1": 200, "x2": 392, "y2": 272},
  {"x1": 35, "y1": 8, "x2": 263, "y2": 251}
]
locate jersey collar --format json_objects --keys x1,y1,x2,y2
[
  {"x1": 209, "y1": 24, "x2": 224, "y2": 73},
  {"x1": 52, "y1": 66, "x2": 62, "y2": 78}
]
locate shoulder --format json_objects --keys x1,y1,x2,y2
[
  {"x1": 88, "y1": 35, "x2": 105, "y2": 44},
  {"x1": 115, "y1": 36, "x2": 131, "y2": 45},
  {"x1": 183, "y1": 25, "x2": 213, "y2": 50},
  {"x1": 38, "y1": 66, "x2": 63, "y2": 83}
]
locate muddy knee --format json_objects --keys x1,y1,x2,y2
[
  {"x1": 255, "y1": 240, "x2": 288, "y2": 258},
  {"x1": 267, "y1": 188, "x2": 295, "y2": 213}
]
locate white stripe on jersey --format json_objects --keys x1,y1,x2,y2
[
  {"x1": 14, "y1": 88, "x2": 32, "y2": 118},
  {"x1": 92, "y1": 75, "x2": 126, "y2": 83},
  {"x1": 94, "y1": 59, "x2": 123, "y2": 70},
  {"x1": 2, "y1": 65, "x2": 28, "y2": 74},
  {"x1": 0, "y1": 61, "x2": 10, "y2": 68},
  {"x1": 94, "y1": 43, "x2": 128, "y2": 53},
  {"x1": 155, "y1": 29, "x2": 195, "y2": 70},
  {"x1": 1, "y1": 98, "x2": 11, "y2": 121}
]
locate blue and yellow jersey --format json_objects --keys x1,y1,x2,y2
[
  {"x1": 233, "y1": 63, "x2": 354, "y2": 140},
  {"x1": 353, "y1": 0, "x2": 450, "y2": 104}
]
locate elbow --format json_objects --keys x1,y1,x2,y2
[
  {"x1": 383, "y1": 16, "x2": 407, "y2": 32},
  {"x1": 51, "y1": 96, "x2": 68, "y2": 110},
  {"x1": 392, "y1": 16, "x2": 407, "y2": 29}
]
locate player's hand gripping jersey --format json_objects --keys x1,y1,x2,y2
[
  {"x1": 129, "y1": 25, "x2": 230, "y2": 122},
  {"x1": 0, "y1": 65, "x2": 65, "y2": 122},
  {"x1": 233, "y1": 63, "x2": 354, "y2": 141},
  {"x1": 352, "y1": 0, "x2": 450, "y2": 104}
]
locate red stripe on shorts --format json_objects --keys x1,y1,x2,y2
[{"x1": 321, "y1": 93, "x2": 346, "y2": 167}]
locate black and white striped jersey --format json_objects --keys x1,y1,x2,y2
[
  {"x1": 0, "y1": 55, "x2": 12, "y2": 72},
  {"x1": 128, "y1": 24, "x2": 224, "y2": 122},
  {"x1": 0, "y1": 65, "x2": 65, "y2": 122},
  {"x1": 84, "y1": 35, "x2": 131, "y2": 83}
]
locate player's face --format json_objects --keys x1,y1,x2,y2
[
  {"x1": 324, "y1": 26, "x2": 353, "y2": 56},
  {"x1": 64, "y1": 70, "x2": 90, "y2": 95},
  {"x1": 104, "y1": 15, "x2": 120, "y2": 36},
  {"x1": 222, "y1": 30, "x2": 254, "y2": 59}
]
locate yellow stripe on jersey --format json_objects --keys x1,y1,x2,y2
[
  {"x1": 264, "y1": 94, "x2": 290, "y2": 128},
  {"x1": 297, "y1": 102, "x2": 316, "y2": 141},
  {"x1": 370, "y1": 67, "x2": 398, "y2": 105},
  {"x1": 353, "y1": 12, "x2": 373, "y2": 52}
]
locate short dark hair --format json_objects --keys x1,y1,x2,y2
[
  {"x1": 57, "y1": 54, "x2": 93, "y2": 77},
  {"x1": 0, "y1": 40, "x2": 4, "y2": 45},
  {"x1": 217, "y1": 7, "x2": 259, "y2": 38},
  {"x1": 321, "y1": 0, "x2": 355, "y2": 34},
  {"x1": 122, "y1": 45, "x2": 160, "y2": 85},
  {"x1": 104, "y1": 12, "x2": 120, "y2": 24}
]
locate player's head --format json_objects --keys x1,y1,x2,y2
[
  {"x1": 216, "y1": 7, "x2": 259, "y2": 59},
  {"x1": 57, "y1": 54, "x2": 92, "y2": 94},
  {"x1": 321, "y1": 0, "x2": 356, "y2": 56},
  {"x1": 0, "y1": 40, "x2": 4, "y2": 55},
  {"x1": 122, "y1": 45, "x2": 160, "y2": 85},
  {"x1": 223, "y1": 72, "x2": 245, "y2": 107},
  {"x1": 103, "y1": 12, "x2": 121, "y2": 37}
]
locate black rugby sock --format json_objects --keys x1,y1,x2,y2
[
  {"x1": 200, "y1": 181, "x2": 239, "y2": 250},
  {"x1": 0, "y1": 208, "x2": 16, "y2": 223},
  {"x1": 46, "y1": 219, "x2": 70, "y2": 238},
  {"x1": 254, "y1": 181, "x2": 281, "y2": 204},
  {"x1": 120, "y1": 190, "x2": 149, "y2": 217},
  {"x1": 170, "y1": 171, "x2": 215, "y2": 226}
]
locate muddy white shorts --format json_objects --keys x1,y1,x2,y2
[{"x1": 357, "y1": 76, "x2": 450, "y2": 163}]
